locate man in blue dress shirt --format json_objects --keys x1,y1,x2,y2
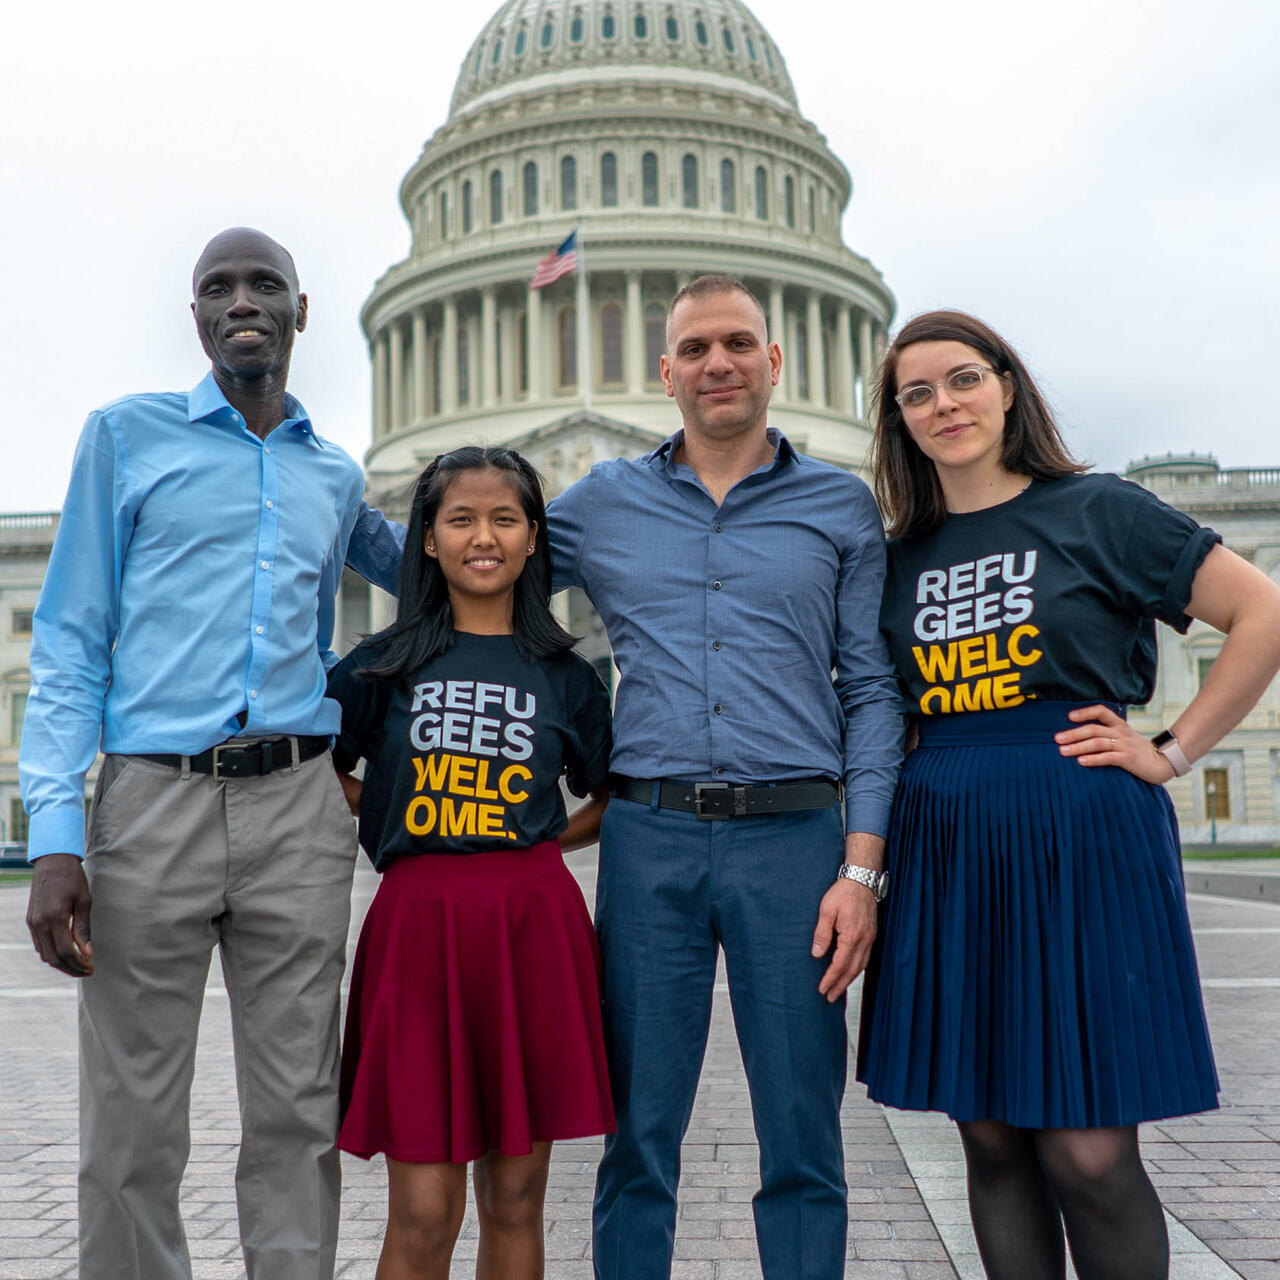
[
  {"x1": 549, "y1": 276, "x2": 904, "y2": 1280},
  {"x1": 20, "y1": 228, "x2": 402, "y2": 1280}
]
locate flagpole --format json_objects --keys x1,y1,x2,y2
[{"x1": 575, "y1": 220, "x2": 592, "y2": 414}]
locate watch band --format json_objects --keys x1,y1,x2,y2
[
  {"x1": 837, "y1": 862, "x2": 889, "y2": 902},
  {"x1": 1152, "y1": 729, "x2": 1192, "y2": 778}
]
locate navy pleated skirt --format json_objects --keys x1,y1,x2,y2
[{"x1": 857, "y1": 701, "x2": 1219, "y2": 1129}]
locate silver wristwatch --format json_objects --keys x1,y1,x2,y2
[{"x1": 837, "y1": 862, "x2": 889, "y2": 902}]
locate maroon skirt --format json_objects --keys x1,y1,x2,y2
[{"x1": 338, "y1": 840, "x2": 615, "y2": 1164}]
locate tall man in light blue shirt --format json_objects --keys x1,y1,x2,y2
[
  {"x1": 549, "y1": 276, "x2": 903, "y2": 1280},
  {"x1": 21, "y1": 228, "x2": 402, "y2": 1280}
]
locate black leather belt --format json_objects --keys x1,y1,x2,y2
[
  {"x1": 610, "y1": 775, "x2": 840, "y2": 820},
  {"x1": 138, "y1": 735, "x2": 330, "y2": 781}
]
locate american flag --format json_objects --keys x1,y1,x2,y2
[{"x1": 530, "y1": 230, "x2": 578, "y2": 289}]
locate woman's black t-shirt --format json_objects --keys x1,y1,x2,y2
[
  {"x1": 326, "y1": 632, "x2": 612, "y2": 868},
  {"x1": 878, "y1": 473, "x2": 1221, "y2": 716}
]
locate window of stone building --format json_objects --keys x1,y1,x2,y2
[
  {"x1": 11, "y1": 609, "x2": 33, "y2": 637},
  {"x1": 439, "y1": 191, "x2": 449, "y2": 239},
  {"x1": 601, "y1": 152, "x2": 618, "y2": 207},
  {"x1": 746, "y1": 34, "x2": 757, "y2": 62},
  {"x1": 561, "y1": 156, "x2": 578, "y2": 210},
  {"x1": 795, "y1": 321, "x2": 809, "y2": 400},
  {"x1": 645, "y1": 304, "x2": 665, "y2": 382},
  {"x1": 807, "y1": 185, "x2": 815, "y2": 233},
  {"x1": 695, "y1": 18, "x2": 708, "y2": 46},
  {"x1": 492, "y1": 34, "x2": 504, "y2": 63},
  {"x1": 516, "y1": 312, "x2": 528, "y2": 394},
  {"x1": 720, "y1": 159, "x2": 736, "y2": 213},
  {"x1": 642, "y1": 152, "x2": 659, "y2": 205},
  {"x1": 784, "y1": 175, "x2": 795, "y2": 229},
  {"x1": 540, "y1": 19, "x2": 555, "y2": 47},
  {"x1": 665, "y1": 14, "x2": 679, "y2": 40},
  {"x1": 462, "y1": 180, "x2": 474, "y2": 233},
  {"x1": 1197, "y1": 655, "x2": 1218, "y2": 688},
  {"x1": 10, "y1": 688, "x2": 27, "y2": 746},
  {"x1": 523, "y1": 161, "x2": 538, "y2": 216},
  {"x1": 570, "y1": 10, "x2": 584, "y2": 42},
  {"x1": 754, "y1": 165, "x2": 768, "y2": 220},
  {"x1": 602, "y1": 10, "x2": 616, "y2": 39},
  {"x1": 514, "y1": 26, "x2": 527, "y2": 55},
  {"x1": 634, "y1": 9, "x2": 648, "y2": 39},
  {"x1": 763, "y1": 40, "x2": 774, "y2": 70},
  {"x1": 473, "y1": 45, "x2": 484, "y2": 76},
  {"x1": 490, "y1": 169, "x2": 504, "y2": 224},
  {"x1": 682, "y1": 154, "x2": 699, "y2": 209},
  {"x1": 601, "y1": 304, "x2": 623, "y2": 384},
  {"x1": 8, "y1": 798, "x2": 27, "y2": 845},
  {"x1": 721, "y1": 24, "x2": 735, "y2": 53},
  {"x1": 457, "y1": 326, "x2": 470, "y2": 405},
  {"x1": 1204, "y1": 767, "x2": 1230, "y2": 820},
  {"x1": 559, "y1": 306, "x2": 577, "y2": 389}
]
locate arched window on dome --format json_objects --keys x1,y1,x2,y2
[
  {"x1": 458, "y1": 324, "x2": 471, "y2": 405},
  {"x1": 602, "y1": 9, "x2": 616, "y2": 39},
  {"x1": 558, "y1": 306, "x2": 577, "y2": 390},
  {"x1": 754, "y1": 166, "x2": 768, "y2": 220},
  {"x1": 490, "y1": 169, "x2": 504, "y2": 224},
  {"x1": 523, "y1": 161, "x2": 538, "y2": 216},
  {"x1": 642, "y1": 152, "x2": 659, "y2": 206},
  {"x1": 634, "y1": 8, "x2": 648, "y2": 39},
  {"x1": 644, "y1": 303, "x2": 665, "y2": 383},
  {"x1": 807, "y1": 185, "x2": 815, "y2": 234},
  {"x1": 721, "y1": 25, "x2": 735, "y2": 53},
  {"x1": 720, "y1": 159, "x2": 736, "y2": 213},
  {"x1": 462, "y1": 180, "x2": 474, "y2": 233},
  {"x1": 561, "y1": 156, "x2": 578, "y2": 210},
  {"x1": 682, "y1": 154, "x2": 699, "y2": 209},
  {"x1": 491, "y1": 34, "x2": 504, "y2": 64},
  {"x1": 784, "y1": 175, "x2": 795, "y2": 229},
  {"x1": 540, "y1": 19, "x2": 555, "y2": 47},
  {"x1": 665, "y1": 14, "x2": 679, "y2": 40},
  {"x1": 439, "y1": 191, "x2": 449, "y2": 240},
  {"x1": 601, "y1": 304, "x2": 623, "y2": 385},
  {"x1": 569, "y1": 9, "x2": 584, "y2": 43},
  {"x1": 746, "y1": 35, "x2": 757, "y2": 62},
  {"x1": 763, "y1": 40, "x2": 774, "y2": 70},
  {"x1": 473, "y1": 45, "x2": 484, "y2": 76},
  {"x1": 600, "y1": 152, "x2": 618, "y2": 207},
  {"x1": 695, "y1": 18, "x2": 708, "y2": 46},
  {"x1": 795, "y1": 320, "x2": 809, "y2": 400},
  {"x1": 514, "y1": 26, "x2": 527, "y2": 55}
]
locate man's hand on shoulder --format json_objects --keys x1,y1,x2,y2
[
  {"x1": 811, "y1": 832, "x2": 884, "y2": 1003},
  {"x1": 27, "y1": 854, "x2": 94, "y2": 978}
]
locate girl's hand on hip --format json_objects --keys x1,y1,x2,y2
[{"x1": 1054, "y1": 704, "x2": 1174, "y2": 784}]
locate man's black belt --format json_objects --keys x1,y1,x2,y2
[
  {"x1": 137, "y1": 735, "x2": 330, "y2": 781},
  {"x1": 610, "y1": 775, "x2": 840, "y2": 820}
]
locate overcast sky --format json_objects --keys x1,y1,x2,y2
[{"x1": 3, "y1": 0, "x2": 1277, "y2": 512}]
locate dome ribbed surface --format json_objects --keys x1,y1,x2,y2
[{"x1": 450, "y1": 0, "x2": 797, "y2": 116}]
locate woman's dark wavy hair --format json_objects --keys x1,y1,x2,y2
[
  {"x1": 869, "y1": 310, "x2": 1087, "y2": 539},
  {"x1": 363, "y1": 446, "x2": 576, "y2": 684}
]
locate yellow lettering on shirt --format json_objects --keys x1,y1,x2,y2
[{"x1": 498, "y1": 765, "x2": 532, "y2": 804}]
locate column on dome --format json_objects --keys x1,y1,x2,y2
[
  {"x1": 481, "y1": 286, "x2": 498, "y2": 407},
  {"x1": 441, "y1": 297, "x2": 459, "y2": 415},
  {"x1": 388, "y1": 319, "x2": 405, "y2": 432},
  {"x1": 806, "y1": 291, "x2": 822, "y2": 406},
  {"x1": 768, "y1": 282, "x2": 786, "y2": 405},
  {"x1": 411, "y1": 306, "x2": 428, "y2": 424},
  {"x1": 372, "y1": 330, "x2": 388, "y2": 438},
  {"x1": 526, "y1": 285, "x2": 544, "y2": 399},
  {"x1": 835, "y1": 301, "x2": 854, "y2": 415},
  {"x1": 625, "y1": 271, "x2": 643, "y2": 395}
]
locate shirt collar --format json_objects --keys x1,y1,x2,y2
[
  {"x1": 649, "y1": 427, "x2": 796, "y2": 473},
  {"x1": 186, "y1": 371, "x2": 321, "y2": 446}
]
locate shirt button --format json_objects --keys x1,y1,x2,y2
[
  {"x1": 712, "y1": 641, "x2": 722, "y2": 651},
  {"x1": 713, "y1": 521, "x2": 723, "y2": 533},
  {"x1": 255, "y1": 625, "x2": 264, "y2": 635},
  {"x1": 714, "y1": 766, "x2": 725, "y2": 776},
  {"x1": 265, "y1": 500, "x2": 274, "y2": 509},
  {"x1": 264, "y1": 446, "x2": 272, "y2": 455},
  {"x1": 249, "y1": 690, "x2": 258, "y2": 699},
  {"x1": 260, "y1": 560, "x2": 270, "y2": 570},
  {"x1": 713, "y1": 703, "x2": 723, "y2": 714},
  {"x1": 711, "y1": 580, "x2": 722, "y2": 591}
]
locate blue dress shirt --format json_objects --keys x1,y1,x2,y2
[
  {"x1": 20, "y1": 374, "x2": 404, "y2": 860},
  {"x1": 549, "y1": 430, "x2": 903, "y2": 836}
]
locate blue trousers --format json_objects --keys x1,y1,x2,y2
[{"x1": 591, "y1": 796, "x2": 849, "y2": 1280}]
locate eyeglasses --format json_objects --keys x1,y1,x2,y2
[{"x1": 894, "y1": 365, "x2": 1001, "y2": 414}]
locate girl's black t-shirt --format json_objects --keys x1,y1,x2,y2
[
  {"x1": 326, "y1": 632, "x2": 612, "y2": 868},
  {"x1": 878, "y1": 473, "x2": 1221, "y2": 716}
]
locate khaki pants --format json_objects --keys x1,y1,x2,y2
[{"x1": 78, "y1": 750, "x2": 358, "y2": 1280}]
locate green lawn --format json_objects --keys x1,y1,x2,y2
[{"x1": 1183, "y1": 848, "x2": 1280, "y2": 861}]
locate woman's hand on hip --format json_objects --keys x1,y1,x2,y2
[{"x1": 1054, "y1": 704, "x2": 1173, "y2": 784}]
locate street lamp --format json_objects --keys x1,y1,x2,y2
[{"x1": 1207, "y1": 779, "x2": 1218, "y2": 845}]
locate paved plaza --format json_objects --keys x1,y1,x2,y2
[{"x1": 1, "y1": 850, "x2": 1277, "y2": 1279}]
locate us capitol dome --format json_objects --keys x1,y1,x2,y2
[{"x1": 360, "y1": 0, "x2": 896, "y2": 523}]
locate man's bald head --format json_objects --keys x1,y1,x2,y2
[{"x1": 192, "y1": 227, "x2": 299, "y2": 296}]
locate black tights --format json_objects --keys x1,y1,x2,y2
[{"x1": 957, "y1": 1120, "x2": 1168, "y2": 1280}]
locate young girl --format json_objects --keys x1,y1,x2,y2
[{"x1": 326, "y1": 445, "x2": 615, "y2": 1280}]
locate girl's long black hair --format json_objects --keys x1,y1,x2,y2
[{"x1": 364, "y1": 446, "x2": 577, "y2": 684}]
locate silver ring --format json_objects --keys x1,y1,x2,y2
[{"x1": 1110, "y1": 738, "x2": 1116, "y2": 749}]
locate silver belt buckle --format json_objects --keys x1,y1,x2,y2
[{"x1": 210, "y1": 742, "x2": 235, "y2": 781}]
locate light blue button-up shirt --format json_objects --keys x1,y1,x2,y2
[
  {"x1": 549, "y1": 430, "x2": 903, "y2": 837},
  {"x1": 20, "y1": 374, "x2": 403, "y2": 860}
]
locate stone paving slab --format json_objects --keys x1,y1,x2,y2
[{"x1": 2, "y1": 857, "x2": 1278, "y2": 1277}]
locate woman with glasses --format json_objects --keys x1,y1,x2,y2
[{"x1": 856, "y1": 309, "x2": 1280, "y2": 1280}]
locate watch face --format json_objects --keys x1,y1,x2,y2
[{"x1": 1152, "y1": 730, "x2": 1176, "y2": 749}]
